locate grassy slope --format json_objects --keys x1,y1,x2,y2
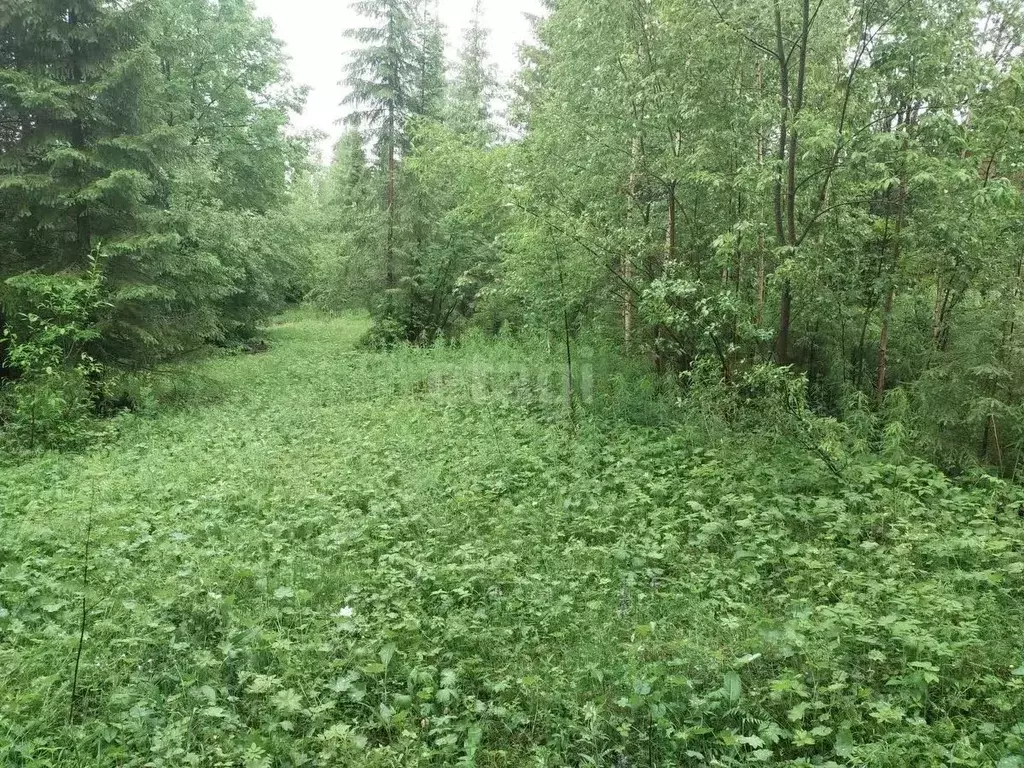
[{"x1": 1, "y1": 311, "x2": 1023, "y2": 767}]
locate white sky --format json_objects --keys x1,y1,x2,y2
[{"x1": 251, "y1": 0, "x2": 544, "y2": 158}]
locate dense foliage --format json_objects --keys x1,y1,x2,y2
[
  {"x1": 2, "y1": 312, "x2": 1022, "y2": 766},
  {"x1": 2, "y1": 1, "x2": 1024, "y2": 765},
  {"x1": 0, "y1": 0, "x2": 310, "y2": 445},
  {"x1": 309, "y1": 0, "x2": 1024, "y2": 475},
  {"x1": 309, "y1": 0, "x2": 506, "y2": 346}
]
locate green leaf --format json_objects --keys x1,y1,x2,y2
[
  {"x1": 835, "y1": 727, "x2": 854, "y2": 757},
  {"x1": 788, "y1": 702, "x2": 808, "y2": 722},
  {"x1": 271, "y1": 688, "x2": 303, "y2": 714},
  {"x1": 723, "y1": 671, "x2": 742, "y2": 703},
  {"x1": 736, "y1": 734, "x2": 765, "y2": 748}
]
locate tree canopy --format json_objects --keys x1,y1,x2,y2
[
  {"x1": 1, "y1": 0, "x2": 311, "y2": 442},
  {"x1": 306, "y1": 0, "x2": 1024, "y2": 474}
]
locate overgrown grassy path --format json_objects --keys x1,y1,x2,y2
[{"x1": 2, "y1": 312, "x2": 1023, "y2": 767}]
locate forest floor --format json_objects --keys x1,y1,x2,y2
[{"x1": 1, "y1": 311, "x2": 1023, "y2": 767}]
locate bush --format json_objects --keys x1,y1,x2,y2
[{"x1": 0, "y1": 264, "x2": 105, "y2": 448}]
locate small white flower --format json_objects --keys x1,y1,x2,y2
[{"x1": 338, "y1": 605, "x2": 354, "y2": 618}]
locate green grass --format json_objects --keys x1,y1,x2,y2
[{"x1": 1, "y1": 311, "x2": 1023, "y2": 767}]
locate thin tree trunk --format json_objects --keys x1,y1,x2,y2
[
  {"x1": 624, "y1": 137, "x2": 641, "y2": 349},
  {"x1": 650, "y1": 181, "x2": 676, "y2": 375},
  {"x1": 856, "y1": 299, "x2": 874, "y2": 388},
  {"x1": 772, "y1": 4, "x2": 788, "y2": 249},
  {"x1": 386, "y1": 140, "x2": 396, "y2": 289},
  {"x1": 0, "y1": 307, "x2": 9, "y2": 381},
  {"x1": 755, "y1": 59, "x2": 766, "y2": 327},
  {"x1": 1000, "y1": 252, "x2": 1022, "y2": 359},
  {"x1": 756, "y1": 240, "x2": 766, "y2": 326},
  {"x1": 666, "y1": 181, "x2": 677, "y2": 267},
  {"x1": 776, "y1": 286, "x2": 793, "y2": 364},
  {"x1": 773, "y1": 3, "x2": 791, "y2": 363},
  {"x1": 876, "y1": 285, "x2": 895, "y2": 402},
  {"x1": 623, "y1": 255, "x2": 634, "y2": 349},
  {"x1": 774, "y1": 0, "x2": 811, "y2": 366},
  {"x1": 551, "y1": 230, "x2": 574, "y2": 414},
  {"x1": 69, "y1": 8, "x2": 91, "y2": 264},
  {"x1": 787, "y1": 0, "x2": 810, "y2": 246},
  {"x1": 732, "y1": 68, "x2": 744, "y2": 298},
  {"x1": 876, "y1": 128, "x2": 909, "y2": 402}
]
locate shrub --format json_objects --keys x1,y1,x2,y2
[{"x1": 1, "y1": 263, "x2": 105, "y2": 448}]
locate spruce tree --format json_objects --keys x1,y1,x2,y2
[
  {"x1": 331, "y1": 129, "x2": 370, "y2": 197},
  {"x1": 343, "y1": 0, "x2": 417, "y2": 289},
  {"x1": 412, "y1": 1, "x2": 446, "y2": 124},
  {"x1": 0, "y1": 0, "x2": 178, "y2": 368},
  {"x1": 1, "y1": 0, "x2": 305, "y2": 387},
  {"x1": 450, "y1": 0, "x2": 498, "y2": 142}
]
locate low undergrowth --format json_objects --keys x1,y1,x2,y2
[{"x1": 1, "y1": 311, "x2": 1022, "y2": 767}]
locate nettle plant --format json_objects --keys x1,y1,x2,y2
[{"x1": 1, "y1": 259, "x2": 105, "y2": 448}]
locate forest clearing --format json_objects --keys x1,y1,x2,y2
[
  {"x1": 2, "y1": 311, "x2": 1024, "y2": 766},
  {"x1": 4, "y1": 0, "x2": 1024, "y2": 764}
]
